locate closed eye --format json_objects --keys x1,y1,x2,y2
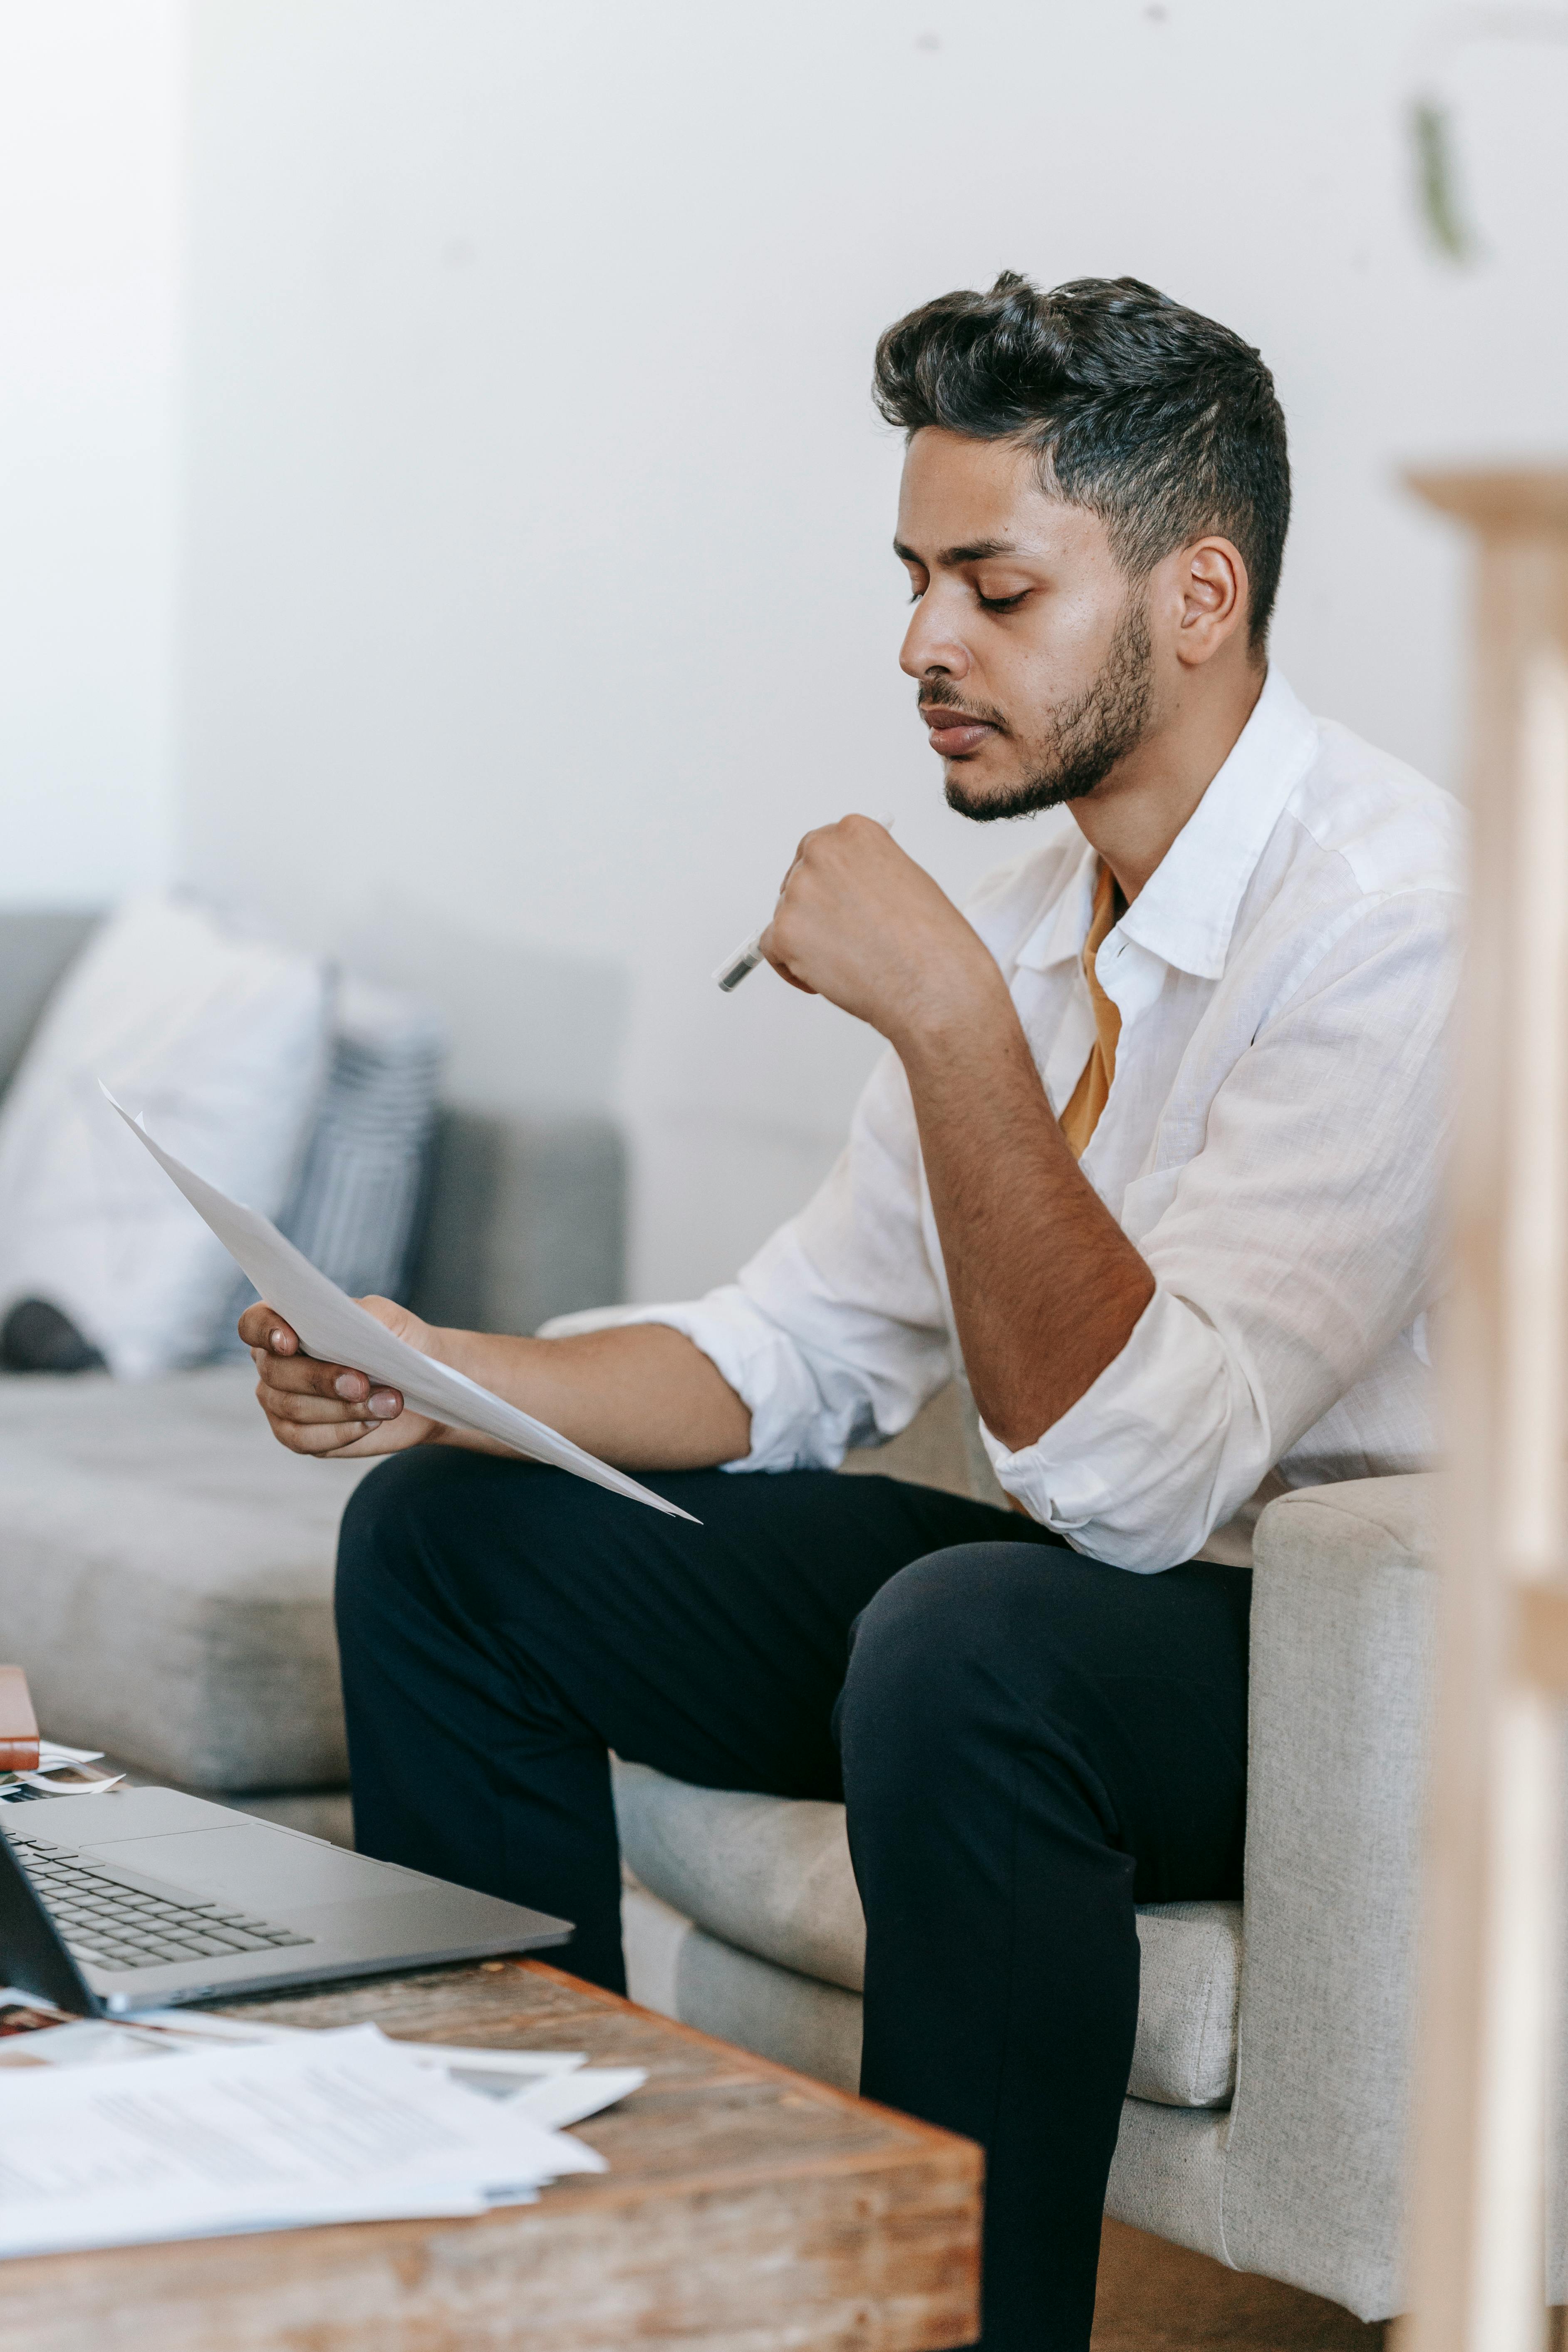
[{"x1": 977, "y1": 590, "x2": 1029, "y2": 614}]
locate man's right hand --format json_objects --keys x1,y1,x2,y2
[
  {"x1": 239, "y1": 1296, "x2": 446, "y2": 1460},
  {"x1": 243, "y1": 1299, "x2": 753, "y2": 1472}
]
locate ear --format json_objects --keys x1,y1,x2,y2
[{"x1": 1168, "y1": 535, "x2": 1251, "y2": 669}]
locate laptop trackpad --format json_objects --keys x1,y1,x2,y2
[{"x1": 74, "y1": 1825, "x2": 393, "y2": 1908}]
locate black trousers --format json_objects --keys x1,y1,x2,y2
[{"x1": 335, "y1": 1451, "x2": 1251, "y2": 2352}]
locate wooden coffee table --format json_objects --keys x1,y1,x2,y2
[{"x1": 0, "y1": 1959, "x2": 982, "y2": 2351}]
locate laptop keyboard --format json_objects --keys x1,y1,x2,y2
[{"x1": 5, "y1": 1833, "x2": 315, "y2": 1972}]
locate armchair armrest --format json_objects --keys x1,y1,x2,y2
[{"x1": 1219, "y1": 1473, "x2": 1438, "y2": 2319}]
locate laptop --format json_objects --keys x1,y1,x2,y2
[{"x1": 0, "y1": 1784, "x2": 572, "y2": 2017}]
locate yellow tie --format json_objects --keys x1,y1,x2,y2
[{"x1": 1058, "y1": 862, "x2": 1123, "y2": 1159}]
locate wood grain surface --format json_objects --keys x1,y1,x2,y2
[
  {"x1": 1092, "y1": 2220, "x2": 1385, "y2": 2350},
  {"x1": 0, "y1": 1958, "x2": 981, "y2": 2352}
]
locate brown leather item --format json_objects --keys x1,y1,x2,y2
[{"x1": 0, "y1": 1664, "x2": 40, "y2": 1773}]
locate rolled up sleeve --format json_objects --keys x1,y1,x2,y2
[
  {"x1": 981, "y1": 891, "x2": 1458, "y2": 1569},
  {"x1": 982, "y1": 1284, "x2": 1242, "y2": 1567},
  {"x1": 542, "y1": 1047, "x2": 956, "y2": 1474},
  {"x1": 548, "y1": 1274, "x2": 854, "y2": 1472}
]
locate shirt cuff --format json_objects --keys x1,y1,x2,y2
[
  {"x1": 979, "y1": 1283, "x2": 1243, "y2": 1571},
  {"x1": 537, "y1": 1289, "x2": 837, "y2": 1473}
]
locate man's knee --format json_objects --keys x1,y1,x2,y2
[
  {"x1": 335, "y1": 1449, "x2": 644, "y2": 1657},
  {"x1": 840, "y1": 1539, "x2": 1074, "y2": 1739},
  {"x1": 335, "y1": 1447, "x2": 543, "y2": 1636}
]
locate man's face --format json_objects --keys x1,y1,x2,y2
[{"x1": 895, "y1": 428, "x2": 1155, "y2": 819}]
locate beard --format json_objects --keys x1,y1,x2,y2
[{"x1": 936, "y1": 591, "x2": 1156, "y2": 823}]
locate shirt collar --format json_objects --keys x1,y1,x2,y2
[
  {"x1": 1017, "y1": 834, "x2": 1100, "y2": 972},
  {"x1": 1015, "y1": 667, "x2": 1320, "y2": 982}
]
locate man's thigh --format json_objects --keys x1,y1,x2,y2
[
  {"x1": 1017, "y1": 1548, "x2": 1253, "y2": 1898},
  {"x1": 337, "y1": 1447, "x2": 1047, "y2": 1801},
  {"x1": 842, "y1": 1538, "x2": 1253, "y2": 1900}
]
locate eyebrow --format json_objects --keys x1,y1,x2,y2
[{"x1": 893, "y1": 536, "x2": 1022, "y2": 566}]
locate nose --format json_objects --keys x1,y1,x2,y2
[{"x1": 899, "y1": 589, "x2": 971, "y2": 685}]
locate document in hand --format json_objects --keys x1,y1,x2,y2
[
  {"x1": 102, "y1": 1088, "x2": 696, "y2": 1521},
  {"x1": 0, "y1": 2023, "x2": 607, "y2": 2259}
]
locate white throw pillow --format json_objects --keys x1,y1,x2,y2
[{"x1": 0, "y1": 894, "x2": 329, "y2": 1376}]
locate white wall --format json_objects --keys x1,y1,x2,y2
[
  {"x1": 0, "y1": 2, "x2": 185, "y2": 906},
  {"x1": 176, "y1": 0, "x2": 1568, "y2": 1301}
]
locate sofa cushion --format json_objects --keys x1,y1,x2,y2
[
  {"x1": 0, "y1": 1364, "x2": 369, "y2": 1789},
  {"x1": 0, "y1": 895, "x2": 329, "y2": 1376},
  {"x1": 612, "y1": 1759, "x2": 1241, "y2": 2109}
]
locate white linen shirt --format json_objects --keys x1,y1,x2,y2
[{"x1": 590, "y1": 669, "x2": 1464, "y2": 1571}]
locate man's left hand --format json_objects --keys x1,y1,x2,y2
[{"x1": 759, "y1": 815, "x2": 1003, "y2": 1046}]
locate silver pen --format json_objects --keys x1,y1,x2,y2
[{"x1": 712, "y1": 814, "x2": 896, "y2": 992}]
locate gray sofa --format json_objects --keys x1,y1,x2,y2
[
  {"x1": 0, "y1": 911, "x2": 624, "y2": 1843},
  {"x1": 0, "y1": 911, "x2": 1507, "y2": 2323}
]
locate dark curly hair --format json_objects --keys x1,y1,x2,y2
[{"x1": 873, "y1": 273, "x2": 1290, "y2": 651}]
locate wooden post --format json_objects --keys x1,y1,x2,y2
[{"x1": 1399, "y1": 471, "x2": 1568, "y2": 2352}]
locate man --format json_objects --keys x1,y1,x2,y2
[{"x1": 243, "y1": 274, "x2": 1460, "y2": 2350}]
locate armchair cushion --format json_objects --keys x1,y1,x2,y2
[{"x1": 612, "y1": 1757, "x2": 1241, "y2": 2108}]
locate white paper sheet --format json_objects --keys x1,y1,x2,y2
[
  {"x1": 503, "y1": 2066, "x2": 646, "y2": 2128},
  {"x1": 102, "y1": 1088, "x2": 696, "y2": 1522},
  {"x1": 4, "y1": 2013, "x2": 644, "y2": 2124},
  {"x1": 0, "y1": 2024, "x2": 604, "y2": 2259},
  {"x1": 0, "y1": 1739, "x2": 125, "y2": 1804}
]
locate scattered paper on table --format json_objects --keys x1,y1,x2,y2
[
  {"x1": 7, "y1": 1764, "x2": 124, "y2": 1798},
  {"x1": 0, "y1": 1992, "x2": 75, "y2": 2049},
  {"x1": 503, "y1": 2066, "x2": 647, "y2": 2128},
  {"x1": 0, "y1": 2018, "x2": 146, "y2": 2069},
  {"x1": 0, "y1": 2023, "x2": 609, "y2": 2260},
  {"x1": 2, "y1": 2011, "x2": 645, "y2": 2128},
  {"x1": 2, "y1": 1739, "x2": 125, "y2": 1803}
]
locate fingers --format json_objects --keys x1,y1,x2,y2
[
  {"x1": 243, "y1": 1303, "x2": 404, "y2": 1433},
  {"x1": 242, "y1": 1297, "x2": 409, "y2": 1458},
  {"x1": 253, "y1": 1374, "x2": 404, "y2": 1455},
  {"x1": 756, "y1": 919, "x2": 819, "y2": 996},
  {"x1": 255, "y1": 1373, "x2": 403, "y2": 1422},
  {"x1": 238, "y1": 1302, "x2": 299, "y2": 1353},
  {"x1": 776, "y1": 815, "x2": 889, "y2": 904},
  {"x1": 254, "y1": 1357, "x2": 403, "y2": 1418},
  {"x1": 250, "y1": 1345, "x2": 384, "y2": 1403},
  {"x1": 255, "y1": 1387, "x2": 378, "y2": 1457}
]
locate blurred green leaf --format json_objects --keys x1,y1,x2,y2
[{"x1": 1412, "y1": 97, "x2": 1478, "y2": 263}]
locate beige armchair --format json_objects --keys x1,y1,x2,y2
[{"x1": 614, "y1": 1388, "x2": 1471, "y2": 2323}]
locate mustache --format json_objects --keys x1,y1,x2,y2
[{"x1": 917, "y1": 682, "x2": 1011, "y2": 735}]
